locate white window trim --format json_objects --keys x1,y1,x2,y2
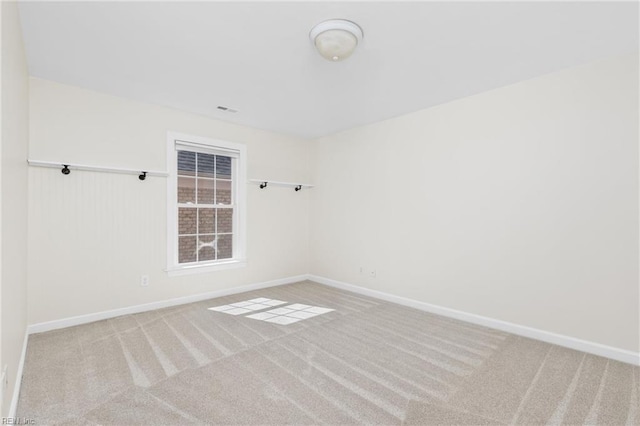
[{"x1": 165, "y1": 131, "x2": 247, "y2": 276}]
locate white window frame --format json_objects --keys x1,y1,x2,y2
[{"x1": 166, "y1": 131, "x2": 247, "y2": 276}]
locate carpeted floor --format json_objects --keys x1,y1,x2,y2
[{"x1": 17, "y1": 281, "x2": 639, "y2": 425}]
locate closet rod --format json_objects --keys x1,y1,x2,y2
[
  {"x1": 28, "y1": 160, "x2": 169, "y2": 177},
  {"x1": 249, "y1": 179, "x2": 314, "y2": 190}
]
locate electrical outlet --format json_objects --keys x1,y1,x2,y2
[
  {"x1": 141, "y1": 275, "x2": 149, "y2": 287},
  {"x1": 369, "y1": 270, "x2": 377, "y2": 278}
]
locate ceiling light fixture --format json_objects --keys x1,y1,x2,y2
[{"x1": 309, "y1": 19, "x2": 363, "y2": 62}]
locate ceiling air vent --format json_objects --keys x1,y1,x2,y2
[{"x1": 217, "y1": 105, "x2": 238, "y2": 113}]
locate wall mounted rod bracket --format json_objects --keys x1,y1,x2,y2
[
  {"x1": 250, "y1": 179, "x2": 314, "y2": 191},
  {"x1": 28, "y1": 160, "x2": 169, "y2": 178}
]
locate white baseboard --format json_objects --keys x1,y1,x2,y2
[
  {"x1": 8, "y1": 331, "x2": 28, "y2": 418},
  {"x1": 27, "y1": 274, "x2": 308, "y2": 334},
  {"x1": 308, "y1": 274, "x2": 640, "y2": 366},
  {"x1": 25, "y1": 272, "x2": 640, "y2": 367}
]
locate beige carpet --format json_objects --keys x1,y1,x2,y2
[{"x1": 16, "y1": 281, "x2": 639, "y2": 425}]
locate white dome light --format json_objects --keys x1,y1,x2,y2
[{"x1": 309, "y1": 19, "x2": 363, "y2": 62}]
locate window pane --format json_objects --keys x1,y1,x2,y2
[
  {"x1": 216, "y1": 156, "x2": 232, "y2": 179},
  {"x1": 179, "y1": 236, "x2": 197, "y2": 263},
  {"x1": 198, "y1": 208, "x2": 215, "y2": 234},
  {"x1": 197, "y1": 179, "x2": 214, "y2": 204},
  {"x1": 217, "y1": 208, "x2": 232, "y2": 233},
  {"x1": 216, "y1": 180, "x2": 232, "y2": 205},
  {"x1": 197, "y1": 153, "x2": 215, "y2": 178},
  {"x1": 178, "y1": 177, "x2": 195, "y2": 204},
  {"x1": 178, "y1": 208, "x2": 197, "y2": 235},
  {"x1": 218, "y1": 234, "x2": 233, "y2": 259},
  {"x1": 174, "y1": 145, "x2": 239, "y2": 267},
  {"x1": 177, "y1": 151, "x2": 196, "y2": 176},
  {"x1": 198, "y1": 235, "x2": 216, "y2": 261}
]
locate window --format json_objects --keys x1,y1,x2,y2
[{"x1": 167, "y1": 132, "x2": 246, "y2": 275}]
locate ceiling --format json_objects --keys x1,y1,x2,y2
[{"x1": 18, "y1": 1, "x2": 639, "y2": 139}]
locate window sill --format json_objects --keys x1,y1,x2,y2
[{"x1": 165, "y1": 259, "x2": 247, "y2": 276}]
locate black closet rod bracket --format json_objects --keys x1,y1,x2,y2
[
  {"x1": 28, "y1": 160, "x2": 169, "y2": 179},
  {"x1": 249, "y1": 179, "x2": 314, "y2": 191}
]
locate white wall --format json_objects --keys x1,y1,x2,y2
[
  {"x1": 310, "y1": 53, "x2": 639, "y2": 353},
  {"x1": 28, "y1": 78, "x2": 310, "y2": 325},
  {"x1": 1, "y1": 0, "x2": 29, "y2": 416}
]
